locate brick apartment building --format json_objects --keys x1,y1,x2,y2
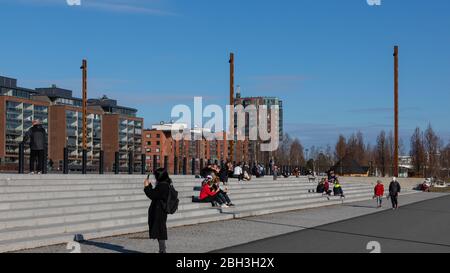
[
  {"x1": 0, "y1": 75, "x2": 143, "y2": 172},
  {"x1": 143, "y1": 123, "x2": 230, "y2": 174}
]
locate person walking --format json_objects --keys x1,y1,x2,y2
[
  {"x1": 22, "y1": 120, "x2": 47, "y2": 174},
  {"x1": 144, "y1": 168, "x2": 172, "y2": 253},
  {"x1": 373, "y1": 180, "x2": 385, "y2": 208},
  {"x1": 389, "y1": 177, "x2": 401, "y2": 210}
]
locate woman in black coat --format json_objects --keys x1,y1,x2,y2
[{"x1": 144, "y1": 168, "x2": 171, "y2": 253}]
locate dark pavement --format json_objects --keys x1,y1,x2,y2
[{"x1": 214, "y1": 195, "x2": 450, "y2": 253}]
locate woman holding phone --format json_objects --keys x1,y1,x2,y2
[{"x1": 144, "y1": 168, "x2": 171, "y2": 253}]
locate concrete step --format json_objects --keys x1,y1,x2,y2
[
  {"x1": 0, "y1": 186, "x2": 373, "y2": 221},
  {"x1": 0, "y1": 180, "x2": 369, "y2": 202},
  {"x1": 0, "y1": 190, "x2": 418, "y2": 253},
  {"x1": 0, "y1": 205, "x2": 222, "y2": 231},
  {"x1": 0, "y1": 181, "x2": 315, "y2": 193},
  {"x1": 0, "y1": 185, "x2": 374, "y2": 221},
  {"x1": 0, "y1": 207, "x2": 229, "y2": 243},
  {"x1": 0, "y1": 188, "x2": 376, "y2": 231},
  {"x1": 0, "y1": 193, "x2": 146, "y2": 211},
  {"x1": 0, "y1": 177, "x2": 310, "y2": 187},
  {"x1": 0, "y1": 183, "x2": 372, "y2": 211},
  {"x1": 0, "y1": 174, "x2": 402, "y2": 253},
  {"x1": 0, "y1": 213, "x2": 235, "y2": 253}
]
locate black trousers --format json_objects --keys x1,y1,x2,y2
[
  {"x1": 200, "y1": 195, "x2": 224, "y2": 205},
  {"x1": 30, "y1": 149, "x2": 44, "y2": 173},
  {"x1": 390, "y1": 194, "x2": 399, "y2": 208}
]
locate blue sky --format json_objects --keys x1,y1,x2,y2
[{"x1": 1, "y1": 0, "x2": 449, "y2": 151}]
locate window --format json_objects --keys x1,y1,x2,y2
[
  {"x1": 156, "y1": 134, "x2": 160, "y2": 138},
  {"x1": 156, "y1": 141, "x2": 160, "y2": 146},
  {"x1": 146, "y1": 134, "x2": 151, "y2": 138},
  {"x1": 156, "y1": 148, "x2": 160, "y2": 153},
  {"x1": 147, "y1": 141, "x2": 151, "y2": 145},
  {"x1": 147, "y1": 148, "x2": 151, "y2": 152}
]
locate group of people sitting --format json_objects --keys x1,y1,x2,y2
[
  {"x1": 200, "y1": 161, "x2": 268, "y2": 183},
  {"x1": 196, "y1": 163, "x2": 235, "y2": 208},
  {"x1": 315, "y1": 172, "x2": 345, "y2": 199}
]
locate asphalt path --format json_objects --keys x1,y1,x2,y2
[{"x1": 214, "y1": 195, "x2": 450, "y2": 253}]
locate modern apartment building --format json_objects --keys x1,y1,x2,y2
[
  {"x1": 30, "y1": 86, "x2": 104, "y2": 171},
  {"x1": 0, "y1": 76, "x2": 49, "y2": 170},
  {"x1": 89, "y1": 97, "x2": 143, "y2": 172},
  {"x1": 233, "y1": 88, "x2": 284, "y2": 165},
  {"x1": 0, "y1": 75, "x2": 144, "y2": 172}
]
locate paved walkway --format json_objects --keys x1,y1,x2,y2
[
  {"x1": 216, "y1": 194, "x2": 450, "y2": 253},
  {"x1": 16, "y1": 192, "x2": 447, "y2": 253}
]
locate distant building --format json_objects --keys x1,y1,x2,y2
[
  {"x1": 143, "y1": 122, "x2": 229, "y2": 174},
  {"x1": 0, "y1": 75, "x2": 144, "y2": 172},
  {"x1": 399, "y1": 155, "x2": 414, "y2": 178},
  {"x1": 0, "y1": 76, "x2": 49, "y2": 170},
  {"x1": 329, "y1": 154, "x2": 370, "y2": 177},
  {"x1": 233, "y1": 89, "x2": 283, "y2": 165},
  {"x1": 89, "y1": 96, "x2": 143, "y2": 172}
]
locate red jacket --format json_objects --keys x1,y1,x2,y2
[
  {"x1": 374, "y1": 184, "x2": 384, "y2": 197},
  {"x1": 199, "y1": 184, "x2": 217, "y2": 200},
  {"x1": 324, "y1": 181, "x2": 330, "y2": 191}
]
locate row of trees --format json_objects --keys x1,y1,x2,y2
[{"x1": 273, "y1": 124, "x2": 450, "y2": 178}]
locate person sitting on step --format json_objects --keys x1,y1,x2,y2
[
  {"x1": 198, "y1": 176, "x2": 229, "y2": 208},
  {"x1": 333, "y1": 179, "x2": 345, "y2": 198},
  {"x1": 316, "y1": 178, "x2": 325, "y2": 193},
  {"x1": 212, "y1": 176, "x2": 235, "y2": 207}
]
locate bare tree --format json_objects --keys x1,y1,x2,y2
[
  {"x1": 290, "y1": 139, "x2": 305, "y2": 167},
  {"x1": 335, "y1": 135, "x2": 347, "y2": 162},
  {"x1": 375, "y1": 130, "x2": 388, "y2": 177},
  {"x1": 424, "y1": 124, "x2": 441, "y2": 177},
  {"x1": 410, "y1": 127, "x2": 425, "y2": 177},
  {"x1": 440, "y1": 142, "x2": 450, "y2": 178}
]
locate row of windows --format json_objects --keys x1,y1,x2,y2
[
  {"x1": 55, "y1": 98, "x2": 82, "y2": 107},
  {"x1": 145, "y1": 133, "x2": 161, "y2": 138},
  {"x1": 1, "y1": 88, "x2": 33, "y2": 99},
  {"x1": 146, "y1": 148, "x2": 160, "y2": 153},
  {"x1": 146, "y1": 141, "x2": 161, "y2": 146}
]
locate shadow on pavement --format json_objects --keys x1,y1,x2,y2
[{"x1": 80, "y1": 240, "x2": 142, "y2": 253}]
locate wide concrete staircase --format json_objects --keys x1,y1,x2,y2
[{"x1": 0, "y1": 174, "x2": 416, "y2": 252}]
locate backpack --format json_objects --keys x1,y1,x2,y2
[{"x1": 162, "y1": 183, "x2": 179, "y2": 214}]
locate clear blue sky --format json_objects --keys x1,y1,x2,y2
[{"x1": 1, "y1": 0, "x2": 449, "y2": 151}]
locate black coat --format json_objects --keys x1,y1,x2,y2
[
  {"x1": 219, "y1": 167, "x2": 228, "y2": 182},
  {"x1": 144, "y1": 180, "x2": 170, "y2": 240},
  {"x1": 23, "y1": 125, "x2": 47, "y2": 151},
  {"x1": 389, "y1": 181, "x2": 401, "y2": 196}
]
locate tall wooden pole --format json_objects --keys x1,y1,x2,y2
[
  {"x1": 394, "y1": 46, "x2": 399, "y2": 177},
  {"x1": 81, "y1": 59, "x2": 88, "y2": 151},
  {"x1": 81, "y1": 59, "x2": 88, "y2": 174},
  {"x1": 229, "y1": 53, "x2": 235, "y2": 163}
]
